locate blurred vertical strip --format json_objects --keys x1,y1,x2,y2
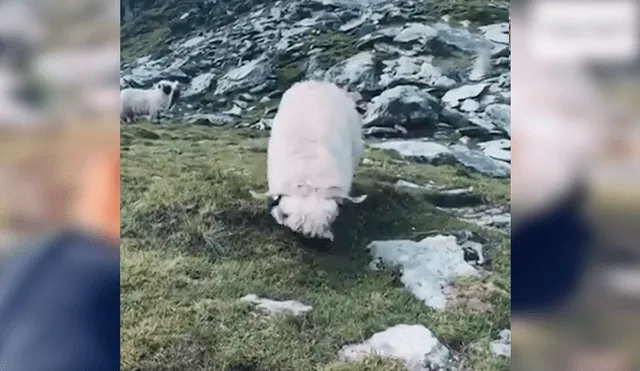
[
  {"x1": 512, "y1": 0, "x2": 640, "y2": 369},
  {"x1": 0, "y1": 0, "x2": 120, "y2": 370}
]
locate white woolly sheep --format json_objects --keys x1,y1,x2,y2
[
  {"x1": 250, "y1": 80, "x2": 368, "y2": 241},
  {"x1": 120, "y1": 80, "x2": 180, "y2": 123}
]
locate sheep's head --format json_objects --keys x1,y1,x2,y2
[
  {"x1": 249, "y1": 189, "x2": 367, "y2": 241},
  {"x1": 155, "y1": 80, "x2": 180, "y2": 106}
]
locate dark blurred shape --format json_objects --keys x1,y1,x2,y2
[
  {"x1": 0, "y1": 35, "x2": 34, "y2": 72},
  {"x1": 0, "y1": 230, "x2": 119, "y2": 371},
  {"x1": 512, "y1": 184, "x2": 592, "y2": 314}
]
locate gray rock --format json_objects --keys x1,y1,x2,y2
[
  {"x1": 363, "y1": 85, "x2": 440, "y2": 129},
  {"x1": 393, "y1": 23, "x2": 438, "y2": 44},
  {"x1": 442, "y1": 83, "x2": 489, "y2": 108},
  {"x1": 450, "y1": 144, "x2": 510, "y2": 178},
  {"x1": 484, "y1": 103, "x2": 510, "y2": 135},
  {"x1": 490, "y1": 329, "x2": 511, "y2": 358},
  {"x1": 479, "y1": 23, "x2": 509, "y2": 45},
  {"x1": 183, "y1": 72, "x2": 215, "y2": 98},
  {"x1": 440, "y1": 205, "x2": 511, "y2": 233},
  {"x1": 433, "y1": 22, "x2": 494, "y2": 53},
  {"x1": 240, "y1": 294, "x2": 312, "y2": 317},
  {"x1": 379, "y1": 56, "x2": 455, "y2": 89},
  {"x1": 491, "y1": 43, "x2": 510, "y2": 58},
  {"x1": 363, "y1": 126, "x2": 405, "y2": 137},
  {"x1": 460, "y1": 99, "x2": 480, "y2": 112},
  {"x1": 214, "y1": 56, "x2": 274, "y2": 96},
  {"x1": 369, "y1": 140, "x2": 454, "y2": 164},
  {"x1": 338, "y1": 324, "x2": 453, "y2": 371},
  {"x1": 356, "y1": 25, "x2": 404, "y2": 49},
  {"x1": 460, "y1": 115, "x2": 497, "y2": 136},
  {"x1": 324, "y1": 51, "x2": 378, "y2": 92},
  {"x1": 478, "y1": 139, "x2": 510, "y2": 162},
  {"x1": 186, "y1": 113, "x2": 236, "y2": 126},
  {"x1": 395, "y1": 180, "x2": 482, "y2": 208},
  {"x1": 368, "y1": 235, "x2": 479, "y2": 310}
]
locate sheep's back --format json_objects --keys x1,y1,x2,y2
[
  {"x1": 267, "y1": 81, "x2": 361, "y2": 195},
  {"x1": 120, "y1": 88, "x2": 153, "y2": 114}
]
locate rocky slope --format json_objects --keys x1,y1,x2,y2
[
  {"x1": 120, "y1": 1, "x2": 511, "y2": 370},
  {"x1": 121, "y1": 0, "x2": 510, "y2": 179}
]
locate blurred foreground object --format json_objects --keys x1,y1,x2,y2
[
  {"x1": 0, "y1": 122, "x2": 119, "y2": 238},
  {"x1": 510, "y1": 4, "x2": 604, "y2": 314},
  {"x1": 0, "y1": 0, "x2": 120, "y2": 369},
  {"x1": 511, "y1": 0, "x2": 640, "y2": 369},
  {"x1": 72, "y1": 147, "x2": 120, "y2": 244},
  {"x1": 0, "y1": 232, "x2": 119, "y2": 371},
  {"x1": 0, "y1": 0, "x2": 119, "y2": 129}
]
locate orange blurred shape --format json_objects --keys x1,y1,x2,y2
[
  {"x1": 0, "y1": 121, "x2": 119, "y2": 242},
  {"x1": 73, "y1": 147, "x2": 120, "y2": 245}
]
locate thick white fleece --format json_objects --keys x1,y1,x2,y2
[
  {"x1": 120, "y1": 80, "x2": 178, "y2": 122},
  {"x1": 262, "y1": 80, "x2": 365, "y2": 239}
]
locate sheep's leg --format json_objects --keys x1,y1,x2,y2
[{"x1": 149, "y1": 109, "x2": 160, "y2": 124}]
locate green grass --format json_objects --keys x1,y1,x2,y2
[
  {"x1": 121, "y1": 25, "x2": 171, "y2": 63},
  {"x1": 120, "y1": 123, "x2": 510, "y2": 370}
]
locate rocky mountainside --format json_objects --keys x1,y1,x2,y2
[
  {"x1": 121, "y1": 0, "x2": 510, "y2": 179},
  {"x1": 120, "y1": 1, "x2": 511, "y2": 370}
]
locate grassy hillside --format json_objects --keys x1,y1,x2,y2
[{"x1": 120, "y1": 123, "x2": 510, "y2": 370}]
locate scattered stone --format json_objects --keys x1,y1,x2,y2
[
  {"x1": 478, "y1": 139, "x2": 510, "y2": 162},
  {"x1": 484, "y1": 103, "x2": 510, "y2": 135},
  {"x1": 368, "y1": 235, "x2": 479, "y2": 310},
  {"x1": 479, "y1": 23, "x2": 509, "y2": 45},
  {"x1": 214, "y1": 56, "x2": 274, "y2": 96},
  {"x1": 441, "y1": 83, "x2": 489, "y2": 108},
  {"x1": 394, "y1": 180, "x2": 483, "y2": 208},
  {"x1": 442, "y1": 206, "x2": 511, "y2": 233},
  {"x1": 337, "y1": 324, "x2": 454, "y2": 371},
  {"x1": 393, "y1": 23, "x2": 438, "y2": 44},
  {"x1": 363, "y1": 85, "x2": 440, "y2": 129},
  {"x1": 186, "y1": 113, "x2": 236, "y2": 126},
  {"x1": 183, "y1": 72, "x2": 215, "y2": 98},
  {"x1": 379, "y1": 56, "x2": 455, "y2": 90},
  {"x1": 369, "y1": 140, "x2": 454, "y2": 165},
  {"x1": 490, "y1": 329, "x2": 511, "y2": 358},
  {"x1": 325, "y1": 51, "x2": 378, "y2": 92},
  {"x1": 450, "y1": 144, "x2": 510, "y2": 178},
  {"x1": 240, "y1": 294, "x2": 312, "y2": 317},
  {"x1": 460, "y1": 99, "x2": 480, "y2": 112}
]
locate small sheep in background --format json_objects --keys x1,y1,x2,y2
[
  {"x1": 119, "y1": 80, "x2": 179, "y2": 123},
  {"x1": 250, "y1": 80, "x2": 368, "y2": 241}
]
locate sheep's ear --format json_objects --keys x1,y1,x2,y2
[
  {"x1": 343, "y1": 194, "x2": 367, "y2": 204},
  {"x1": 320, "y1": 229, "x2": 334, "y2": 241}
]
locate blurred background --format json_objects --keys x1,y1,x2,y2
[
  {"x1": 512, "y1": 0, "x2": 640, "y2": 370},
  {"x1": 0, "y1": 0, "x2": 119, "y2": 251}
]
